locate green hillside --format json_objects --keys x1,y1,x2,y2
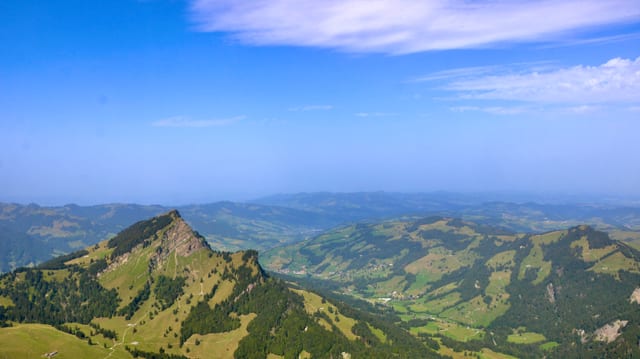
[
  {"x1": 264, "y1": 217, "x2": 640, "y2": 358},
  {"x1": 0, "y1": 210, "x2": 441, "y2": 359},
  {"x1": 0, "y1": 323, "x2": 130, "y2": 359}
]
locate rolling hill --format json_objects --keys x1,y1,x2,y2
[
  {"x1": 263, "y1": 217, "x2": 640, "y2": 358},
  {"x1": 255, "y1": 192, "x2": 640, "y2": 233},
  {"x1": 2, "y1": 193, "x2": 640, "y2": 272},
  {"x1": 0, "y1": 210, "x2": 441, "y2": 359}
]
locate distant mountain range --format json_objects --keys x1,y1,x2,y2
[
  {"x1": 1, "y1": 192, "x2": 640, "y2": 272},
  {"x1": 256, "y1": 192, "x2": 640, "y2": 232}
]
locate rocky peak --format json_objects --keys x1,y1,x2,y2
[
  {"x1": 105, "y1": 209, "x2": 211, "y2": 273},
  {"x1": 156, "y1": 213, "x2": 209, "y2": 259},
  {"x1": 166, "y1": 209, "x2": 182, "y2": 220}
]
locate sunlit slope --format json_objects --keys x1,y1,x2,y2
[
  {"x1": 265, "y1": 217, "x2": 515, "y2": 291},
  {"x1": 264, "y1": 217, "x2": 640, "y2": 358},
  {"x1": 0, "y1": 323, "x2": 130, "y2": 359},
  {"x1": 0, "y1": 210, "x2": 442, "y2": 359}
]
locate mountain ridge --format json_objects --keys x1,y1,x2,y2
[
  {"x1": 0, "y1": 211, "x2": 440, "y2": 359},
  {"x1": 2, "y1": 193, "x2": 640, "y2": 272}
]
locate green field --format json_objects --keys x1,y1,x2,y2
[
  {"x1": 485, "y1": 270, "x2": 511, "y2": 297},
  {"x1": 485, "y1": 250, "x2": 516, "y2": 270},
  {"x1": 518, "y1": 244, "x2": 552, "y2": 285},
  {"x1": 412, "y1": 320, "x2": 484, "y2": 342},
  {"x1": 0, "y1": 324, "x2": 130, "y2": 359},
  {"x1": 426, "y1": 282, "x2": 459, "y2": 298},
  {"x1": 539, "y1": 341, "x2": 560, "y2": 351},
  {"x1": 507, "y1": 332, "x2": 547, "y2": 344},
  {"x1": 441, "y1": 294, "x2": 508, "y2": 327},
  {"x1": 367, "y1": 323, "x2": 388, "y2": 343},
  {"x1": 611, "y1": 230, "x2": 640, "y2": 251},
  {"x1": 183, "y1": 313, "x2": 256, "y2": 359},
  {"x1": 370, "y1": 275, "x2": 407, "y2": 296},
  {"x1": 479, "y1": 348, "x2": 519, "y2": 359},
  {"x1": 531, "y1": 231, "x2": 565, "y2": 246},
  {"x1": 435, "y1": 339, "x2": 515, "y2": 359},
  {"x1": 293, "y1": 288, "x2": 360, "y2": 341},
  {"x1": 410, "y1": 320, "x2": 439, "y2": 335},
  {"x1": 589, "y1": 251, "x2": 640, "y2": 278},
  {"x1": 405, "y1": 247, "x2": 467, "y2": 277},
  {"x1": 406, "y1": 272, "x2": 436, "y2": 294},
  {"x1": 412, "y1": 291, "x2": 462, "y2": 313},
  {"x1": 570, "y1": 236, "x2": 617, "y2": 262},
  {"x1": 99, "y1": 244, "x2": 156, "y2": 306},
  {"x1": 0, "y1": 296, "x2": 13, "y2": 307}
]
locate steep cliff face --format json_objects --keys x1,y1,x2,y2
[{"x1": 150, "y1": 210, "x2": 210, "y2": 268}]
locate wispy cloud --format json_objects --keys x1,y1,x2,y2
[
  {"x1": 537, "y1": 31, "x2": 640, "y2": 49},
  {"x1": 152, "y1": 116, "x2": 244, "y2": 128},
  {"x1": 566, "y1": 105, "x2": 601, "y2": 114},
  {"x1": 414, "y1": 61, "x2": 556, "y2": 82},
  {"x1": 414, "y1": 65, "x2": 504, "y2": 82},
  {"x1": 355, "y1": 112, "x2": 397, "y2": 117},
  {"x1": 189, "y1": 0, "x2": 640, "y2": 54},
  {"x1": 437, "y1": 56, "x2": 640, "y2": 104},
  {"x1": 449, "y1": 104, "x2": 610, "y2": 116},
  {"x1": 450, "y1": 106, "x2": 531, "y2": 115},
  {"x1": 288, "y1": 105, "x2": 334, "y2": 112}
]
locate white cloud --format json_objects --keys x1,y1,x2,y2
[
  {"x1": 438, "y1": 56, "x2": 640, "y2": 104},
  {"x1": 189, "y1": 0, "x2": 640, "y2": 54},
  {"x1": 288, "y1": 105, "x2": 333, "y2": 112},
  {"x1": 152, "y1": 116, "x2": 244, "y2": 128}
]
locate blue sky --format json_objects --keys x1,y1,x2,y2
[{"x1": 1, "y1": 0, "x2": 639, "y2": 205}]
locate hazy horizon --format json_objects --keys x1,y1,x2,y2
[
  {"x1": 3, "y1": 190, "x2": 640, "y2": 209},
  {"x1": 2, "y1": 1, "x2": 639, "y2": 205}
]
